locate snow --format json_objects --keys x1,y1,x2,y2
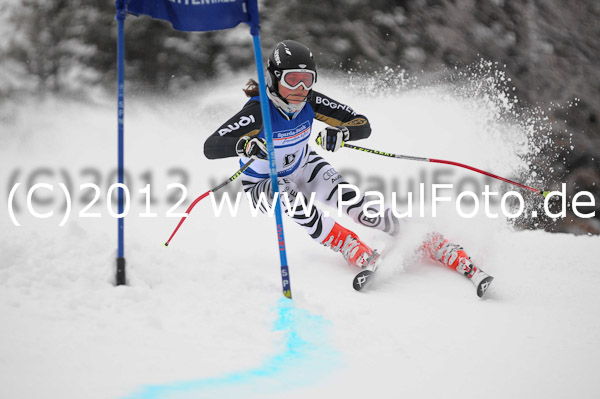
[{"x1": 1, "y1": 74, "x2": 599, "y2": 399}]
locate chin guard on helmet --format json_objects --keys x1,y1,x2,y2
[{"x1": 266, "y1": 89, "x2": 307, "y2": 120}]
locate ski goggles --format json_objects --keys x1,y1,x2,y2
[{"x1": 279, "y1": 69, "x2": 316, "y2": 90}]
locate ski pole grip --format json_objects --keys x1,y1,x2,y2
[{"x1": 315, "y1": 134, "x2": 346, "y2": 148}]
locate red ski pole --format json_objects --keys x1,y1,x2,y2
[
  {"x1": 316, "y1": 136, "x2": 550, "y2": 197},
  {"x1": 164, "y1": 159, "x2": 254, "y2": 246}
]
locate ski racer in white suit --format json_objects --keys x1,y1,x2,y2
[{"x1": 204, "y1": 40, "x2": 493, "y2": 296}]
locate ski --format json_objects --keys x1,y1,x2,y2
[
  {"x1": 352, "y1": 250, "x2": 383, "y2": 291},
  {"x1": 352, "y1": 242, "x2": 494, "y2": 297}
]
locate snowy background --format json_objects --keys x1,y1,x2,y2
[{"x1": 1, "y1": 1, "x2": 600, "y2": 398}]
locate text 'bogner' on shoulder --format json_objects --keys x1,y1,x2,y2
[{"x1": 315, "y1": 95, "x2": 356, "y2": 116}]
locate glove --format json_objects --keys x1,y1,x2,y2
[
  {"x1": 235, "y1": 136, "x2": 268, "y2": 160},
  {"x1": 318, "y1": 126, "x2": 350, "y2": 152}
]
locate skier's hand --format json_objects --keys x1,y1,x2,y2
[
  {"x1": 236, "y1": 136, "x2": 268, "y2": 160},
  {"x1": 317, "y1": 126, "x2": 349, "y2": 152}
]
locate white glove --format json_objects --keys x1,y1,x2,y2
[{"x1": 318, "y1": 126, "x2": 350, "y2": 152}]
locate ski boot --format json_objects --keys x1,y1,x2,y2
[
  {"x1": 424, "y1": 233, "x2": 494, "y2": 298},
  {"x1": 322, "y1": 222, "x2": 374, "y2": 268}
]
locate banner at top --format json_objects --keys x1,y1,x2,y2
[{"x1": 123, "y1": 0, "x2": 256, "y2": 32}]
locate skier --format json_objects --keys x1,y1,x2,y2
[{"x1": 203, "y1": 40, "x2": 492, "y2": 296}]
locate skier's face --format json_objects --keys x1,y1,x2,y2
[{"x1": 278, "y1": 81, "x2": 309, "y2": 104}]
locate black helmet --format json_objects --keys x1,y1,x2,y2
[{"x1": 267, "y1": 40, "x2": 317, "y2": 97}]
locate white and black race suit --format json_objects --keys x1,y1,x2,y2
[{"x1": 204, "y1": 91, "x2": 400, "y2": 242}]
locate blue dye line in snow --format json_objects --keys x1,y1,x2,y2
[{"x1": 127, "y1": 298, "x2": 339, "y2": 399}]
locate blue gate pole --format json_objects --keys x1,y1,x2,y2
[
  {"x1": 249, "y1": 29, "x2": 292, "y2": 299},
  {"x1": 115, "y1": 1, "x2": 126, "y2": 286}
]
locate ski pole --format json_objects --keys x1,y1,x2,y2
[
  {"x1": 164, "y1": 159, "x2": 255, "y2": 247},
  {"x1": 316, "y1": 136, "x2": 549, "y2": 197}
]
